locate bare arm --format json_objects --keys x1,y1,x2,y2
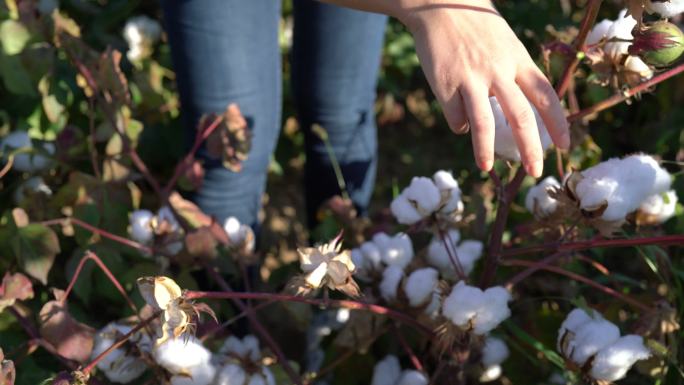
[{"x1": 320, "y1": 0, "x2": 570, "y2": 177}]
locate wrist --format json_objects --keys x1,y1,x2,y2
[{"x1": 390, "y1": 0, "x2": 495, "y2": 31}]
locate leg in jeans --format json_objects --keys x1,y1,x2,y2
[
  {"x1": 292, "y1": 0, "x2": 387, "y2": 227},
  {"x1": 161, "y1": 0, "x2": 281, "y2": 227}
]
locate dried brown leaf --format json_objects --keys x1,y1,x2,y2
[{"x1": 39, "y1": 290, "x2": 95, "y2": 363}]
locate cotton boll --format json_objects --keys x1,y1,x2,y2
[
  {"x1": 397, "y1": 370, "x2": 429, "y2": 385},
  {"x1": 442, "y1": 282, "x2": 511, "y2": 335},
  {"x1": 215, "y1": 363, "x2": 247, "y2": 385},
  {"x1": 390, "y1": 177, "x2": 441, "y2": 224},
  {"x1": 262, "y1": 367, "x2": 276, "y2": 385},
  {"x1": 130, "y1": 210, "x2": 154, "y2": 244},
  {"x1": 603, "y1": 10, "x2": 637, "y2": 61},
  {"x1": 456, "y1": 240, "x2": 484, "y2": 275},
  {"x1": 646, "y1": 0, "x2": 684, "y2": 18},
  {"x1": 247, "y1": 373, "x2": 267, "y2": 385},
  {"x1": 170, "y1": 362, "x2": 216, "y2": 385},
  {"x1": 123, "y1": 15, "x2": 162, "y2": 61},
  {"x1": 590, "y1": 335, "x2": 651, "y2": 382},
  {"x1": 525, "y1": 176, "x2": 561, "y2": 218},
  {"x1": 154, "y1": 337, "x2": 212, "y2": 374},
  {"x1": 13, "y1": 176, "x2": 52, "y2": 205},
  {"x1": 370, "y1": 355, "x2": 402, "y2": 385},
  {"x1": 639, "y1": 190, "x2": 678, "y2": 224},
  {"x1": 157, "y1": 206, "x2": 180, "y2": 232},
  {"x1": 380, "y1": 265, "x2": 404, "y2": 301},
  {"x1": 433, "y1": 170, "x2": 459, "y2": 190},
  {"x1": 359, "y1": 241, "x2": 383, "y2": 271},
  {"x1": 390, "y1": 194, "x2": 423, "y2": 225},
  {"x1": 91, "y1": 324, "x2": 148, "y2": 384},
  {"x1": 482, "y1": 337, "x2": 510, "y2": 367},
  {"x1": 479, "y1": 364, "x2": 503, "y2": 382},
  {"x1": 557, "y1": 308, "x2": 595, "y2": 351},
  {"x1": 474, "y1": 287, "x2": 512, "y2": 335},
  {"x1": 442, "y1": 281, "x2": 484, "y2": 328},
  {"x1": 426, "y1": 229, "x2": 466, "y2": 275},
  {"x1": 587, "y1": 19, "x2": 615, "y2": 46},
  {"x1": 372, "y1": 232, "x2": 414, "y2": 269},
  {"x1": 404, "y1": 268, "x2": 439, "y2": 307},
  {"x1": 433, "y1": 170, "x2": 463, "y2": 213},
  {"x1": 490, "y1": 97, "x2": 551, "y2": 162},
  {"x1": 569, "y1": 319, "x2": 621, "y2": 366},
  {"x1": 242, "y1": 335, "x2": 261, "y2": 362},
  {"x1": 220, "y1": 335, "x2": 261, "y2": 362},
  {"x1": 423, "y1": 291, "x2": 442, "y2": 318},
  {"x1": 1, "y1": 131, "x2": 54, "y2": 172}
]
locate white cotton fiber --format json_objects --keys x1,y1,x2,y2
[
  {"x1": 427, "y1": 231, "x2": 483, "y2": 278},
  {"x1": 433, "y1": 170, "x2": 464, "y2": 214},
  {"x1": 646, "y1": 0, "x2": 684, "y2": 17},
  {"x1": 590, "y1": 335, "x2": 651, "y2": 382},
  {"x1": 639, "y1": 190, "x2": 678, "y2": 224},
  {"x1": 170, "y1": 362, "x2": 216, "y2": 385},
  {"x1": 404, "y1": 267, "x2": 439, "y2": 307},
  {"x1": 153, "y1": 337, "x2": 212, "y2": 374},
  {"x1": 569, "y1": 318, "x2": 621, "y2": 365},
  {"x1": 380, "y1": 265, "x2": 405, "y2": 301},
  {"x1": 397, "y1": 370, "x2": 429, "y2": 385},
  {"x1": 215, "y1": 363, "x2": 247, "y2": 385},
  {"x1": 157, "y1": 206, "x2": 180, "y2": 232},
  {"x1": 489, "y1": 97, "x2": 552, "y2": 162},
  {"x1": 525, "y1": 176, "x2": 561, "y2": 218},
  {"x1": 442, "y1": 282, "x2": 511, "y2": 335},
  {"x1": 575, "y1": 154, "x2": 672, "y2": 221},
  {"x1": 220, "y1": 334, "x2": 261, "y2": 362},
  {"x1": 372, "y1": 232, "x2": 414, "y2": 269},
  {"x1": 479, "y1": 364, "x2": 503, "y2": 382},
  {"x1": 391, "y1": 177, "x2": 441, "y2": 224},
  {"x1": 557, "y1": 308, "x2": 595, "y2": 351},
  {"x1": 91, "y1": 323, "x2": 147, "y2": 384},
  {"x1": 371, "y1": 355, "x2": 402, "y2": 385},
  {"x1": 130, "y1": 209, "x2": 154, "y2": 244},
  {"x1": 1, "y1": 131, "x2": 55, "y2": 172},
  {"x1": 482, "y1": 337, "x2": 510, "y2": 367}
]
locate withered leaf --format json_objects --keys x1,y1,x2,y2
[
  {"x1": 205, "y1": 104, "x2": 251, "y2": 173},
  {"x1": 0, "y1": 272, "x2": 34, "y2": 312},
  {"x1": 184, "y1": 227, "x2": 219, "y2": 260},
  {"x1": 39, "y1": 289, "x2": 95, "y2": 363},
  {"x1": 0, "y1": 348, "x2": 15, "y2": 385},
  {"x1": 168, "y1": 192, "x2": 228, "y2": 244}
]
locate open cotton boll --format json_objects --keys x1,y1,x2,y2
[
  {"x1": 442, "y1": 282, "x2": 511, "y2": 335},
  {"x1": 456, "y1": 240, "x2": 484, "y2": 274},
  {"x1": 130, "y1": 210, "x2": 155, "y2": 244},
  {"x1": 220, "y1": 335, "x2": 261, "y2": 362},
  {"x1": 215, "y1": 363, "x2": 247, "y2": 385},
  {"x1": 587, "y1": 18, "x2": 615, "y2": 46},
  {"x1": 371, "y1": 355, "x2": 402, "y2": 385},
  {"x1": 569, "y1": 318, "x2": 621, "y2": 365},
  {"x1": 372, "y1": 232, "x2": 414, "y2": 269},
  {"x1": 590, "y1": 335, "x2": 651, "y2": 382},
  {"x1": 482, "y1": 337, "x2": 510, "y2": 367},
  {"x1": 604, "y1": 10, "x2": 637, "y2": 61},
  {"x1": 91, "y1": 324, "x2": 148, "y2": 384},
  {"x1": 1, "y1": 131, "x2": 55, "y2": 172},
  {"x1": 170, "y1": 362, "x2": 217, "y2": 385},
  {"x1": 223, "y1": 216, "x2": 255, "y2": 252},
  {"x1": 433, "y1": 170, "x2": 464, "y2": 214},
  {"x1": 639, "y1": 190, "x2": 678, "y2": 224},
  {"x1": 479, "y1": 364, "x2": 503, "y2": 382},
  {"x1": 390, "y1": 177, "x2": 441, "y2": 224},
  {"x1": 123, "y1": 15, "x2": 162, "y2": 61},
  {"x1": 404, "y1": 267, "x2": 439, "y2": 307},
  {"x1": 380, "y1": 265, "x2": 405, "y2": 301},
  {"x1": 525, "y1": 176, "x2": 561, "y2": 218},
  {"x1": 574, "y1": 154, "x2": 672, "y2": 221},
  {"x1": 557, "y1": 308, "x2": 596, "y2": 351},
  {"x1": 427, "y1": 230, "x2": 483, "y2": 277},
  {"x1": 646, "y1": 0, "x2": 684, "y2": 18},
  {"x1": 154, "y1": 337, "x2": 212, "y2": 374},
  {"x1": 157, "y1": 206, "x2": 180, "y2": 232},
  {"x1": 490, "y1": 97, "x2": 552, "y2": 162},
  {"x1": 397, "y1": 370, "x2": 429, "y2": 385}
]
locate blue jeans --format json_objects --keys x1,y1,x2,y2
[{"x1": 161, "y1": 0, "x2": 387, "y2": 227}]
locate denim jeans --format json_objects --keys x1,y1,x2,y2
[{"x1": 161, "y1": 0, "x2": 387, "y2": 227}]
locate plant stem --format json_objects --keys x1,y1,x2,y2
[
  {"x1": 568, "y1": 61, "x2": 684, "y2": 122},
  {"x1": 40, "y1": 217, "x2": 153, "y2": 254},
  {"x1": 480, "y1": 167, "x2": 526, "y2": 288},
  {"x1": 392, "y1": 323, "x2": 424, "y2": 372},
  {"x1": 501, "y1": 234, "x2": 684, "y2": 257}
]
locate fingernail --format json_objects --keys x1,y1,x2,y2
[
  {"x1": 526, "y1": 160, "x2": 543, "y2": 177},
  {"x1": 479, "y1": 158, "x2": 493, "y2": 171}
]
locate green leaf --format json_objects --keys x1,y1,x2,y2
[
  {"x1": 0, "y1": 20, "x2": 30, "y2": 55},
  {"x1": 0, "y1": 53, "x2": 36, "y2": 96},
  {"x1": 73, "y1": 203, "x2": 100, "y2": 246},
  {"x1": 11, "y1": 224, "x2": 60, "y2": 284}
]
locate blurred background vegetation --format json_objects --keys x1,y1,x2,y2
[{"x1": 0, "y1": 0, "x2": 683, "y2": 384}]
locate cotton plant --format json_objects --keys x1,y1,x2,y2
[
  {"x1": 223, "y1": 216, "x2": 256, "y2": 254},
  {"x1": 215, "y1": 335, "x2": 275, "y2": 385},
  {"x1": 490, "y1": 96, "x2": 552, "y2": 162},
  {"x1": 0, "y1": 131, "x2": 55, "y2": 173},
  {"x1": 442, "y1": 281, "x2": 512, "y2": 336},
  {"x1": 129, "y1": 206, "x2": 184, "y2": 255},
  {"x1": 390, "y1": 170, "x2": 464, "y2": 226},
  {"x1": 90, "y1": 323, "x2": 150, "y2": 384},
  {"x1": 351, "y1": 231, "x2": 414, "y2": 280},
  {"x1": 426, "y1": 228, "x2": 483, "y2": 279},
  {"x1": 370, "y1": 355, "x2": 428, "y2": 385},
  {"x1": 123, "y1": 15, "x2": 162, "y2": 62},
  {"x1": 525, "y1": 176, "x2": 561, "y2": 219},
  {"x1": 153, "y1": 336, "x2": 216, "y2": 385},
  {"x1": 479, "y1": 336, "x2": 510, "y2": 382},
  {"x1": 557, "y1": 308, "x2": 651, "y2": 382},
  {"x1": 644, "y1": 0, "x2": 684, "y2": 18}
]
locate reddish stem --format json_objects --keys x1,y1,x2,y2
[
  {"x1": 505, "y1": 251, "x2": 568, "y2": 288},
  {"x1": 502, "y1": 259, "x2": 651, "y2": 311},
  {"x1": 568, "y1": 62, "x2": 684, "y2": 122},
  {"x1": 438, "y1": 228, "x2": 467, "y2": 280},
  {"x1": 392, "y1": 323, "x2": 424, "y2": 372},
  {"x1": 41, "y1": 217, "x2": 153, "y2": 254},
  {"x1": 501, "y1": 234, "x2": 684, "y2": 257}
]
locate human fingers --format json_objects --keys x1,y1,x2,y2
[{"x1": 460, "y1": 82, "x2": 496, "y2": 171}]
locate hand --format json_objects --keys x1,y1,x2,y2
[{"x1": 395, "y1": 0, "x2": 570, "y2": 177}]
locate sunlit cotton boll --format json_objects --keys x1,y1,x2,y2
[
  {"x1": 223, "y1": 216, "x2": 255, "y2": 252},
  {"x1": 123, "y1": 15, "x2": 162, "y2": 61},
  {"x1": 157, "y1": 206, "x2": 180, "y2": 232},
  {"x1": 569, "y1": 318, "x2": 621, "y2": 365},
  {"x1": 442, "y1": 282, "x2": 511, "y2": 335},
  {"x1": 380, "y1": 265, "x2": 405, "y2": 301},
  {"x1": 489, "y1": 97, "x2": 551, "y2": 162},
  {"x1": 219, "y1": 335, "x2": 261, "y2": 362},
  {"x1": 574, "y1": 154, "x2": 671, "y2": 221},
  {"x1": 589, "y1": 335, "x2": 651, "y2": 382},
  {"x1": 372, "y1": 232, "x2": 414, "y2": 269},
  {"x1": 404, "y1": 267, "x2": 439, "y2": 307},
  {"x1": 638, "y1": 190, "x2": 678, "y2": 224},
  {"x1": 371, "y1": 355, "x2": 402, "y2": 385},
  {"x1": 130, "y1": 210, "x2": 154, "y2": 244},
  {"x1": 586, "y1": 10, "x2": 637, "y2": 61},
  {"x1": 1, "y1": 131, "x2": 55, "y2": 172},
  {"x1": 91, "y1": 323, "x2": 148, "y2": 384},
  {"x1": 645, "y1": 0, "x2": 684, "y2": 18},
  {"x1": 525, "y1": 176, "x2": 561, "y2": 218},
  {"x1": 427, "y1": 229, "x2": 483, "y2": 277},
  {"x1": 153, "y1": 337, "x2": 212, "y2": 375},
  {"x1": 433, "y1": 170, "x2": 464, "y2": 214},
  {"x1": 390, "y1": 177, "x2": 441, "y2": 224},
  {"x1": 170, "y1": 362, "x2": 217, "y2": 385}
]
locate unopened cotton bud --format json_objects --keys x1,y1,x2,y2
[
  {"x1": 630, "y1": 21, "x2": 684, "y2": 67},
  {"x1": 380, "y1": 265, "x2": 404, "y2": 301},
  {"x1": 490, "y1": 97, "x2": 552, "y2": 162},
  {"x1": 404, "y1": 267, "x2": 439, "y2": 307},
  {"x1": 590, "y1": 335, "x2": 651, "y2": 382},
  {"x1": 371, "y1": 355, "x2": 402, "y2": 385},
  {"x1": 525, "y1": 176, "x2": 560, "y2": 218},
  {"x1": 130, "y1": 210, "x2": 155, "y2": 244},
  {"x1": 645, "y1": 0, "x2": 684, "y2": 18}
]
